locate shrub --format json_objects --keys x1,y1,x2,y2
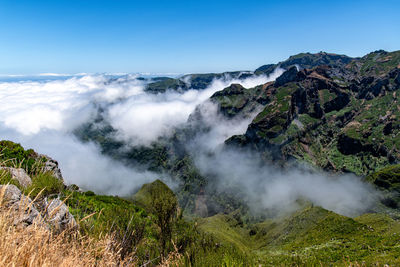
[
  {"x1": 64, "y1": 191, "x2": 157, "y2": 262},
  {"x1": 0, "y1": 140, "x2": 39, "y2": 174},
  {"x1": 26, "y1": 172, "x2": 64, "y2": 198}
]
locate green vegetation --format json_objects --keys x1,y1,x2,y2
[
  {"x1": 3, "y1": 50, "x2": 400, "y2": 265},
  {"x1": 319, "y1": 89, "x2": 337, "y2": 105},
  {"x1": 0, "y1": 140, "x2": 42, "y2": 174},
  {"x1": 366, "y1": 164, "x2": 400, "y2": 192},
  {"x1": 26, "y1": 171, "x2": 65, "y2": 198},
  {"x1": 133, "y1": 179, "x2": 178, "y2": 256},
  {"x1": 0, "y1": 169, "x2": 21, "y2": 188},
  {"x1": 196, "y1": 206, "x2": 400, "y2": 266},
  {"x1": 357, "y1": 50, "x2": 400, "y2": 77}
]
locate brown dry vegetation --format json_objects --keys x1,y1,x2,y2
[
  {"x1": 0, "y1": 185, "x2": 136, "y2": 267},
  {"x1": 0, "y1": 185, "x2": 184, "y2": 267}
]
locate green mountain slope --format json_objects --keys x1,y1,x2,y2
[
  {"x1": 197, "y1": 206, "x2": 400, "y2": 266},
  {"x1": 223, "y1": 50, "x2": 400, "y2": 176}
]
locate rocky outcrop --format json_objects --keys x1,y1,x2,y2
[
  {"x1": 0, "y1": 184, "x2": 40, "y2": 225},
  {"x1": 43, "y1": 198, "x2": 77, "y2": 231},
  {"x1": 255, "y1": 52, "x2": 353, "y2": 76},
  {"x1": 0, "y1": 184, "x2": 77, "y2": 230},
  {"x1": 274, "y1": 66, "x2": 299, "y2": 87},
  {"x1": 39, "y1": 154, "x2": 63, "y2": 181},
  {"x1": 224, "y1": 52, "x2": 400, "y2": 175},
  {"x1": 0, "y1": 167, "x2": 32, "y2": 188},
  {"x1": 210, "y1": 84, "x2": 249, "y2": 118}
]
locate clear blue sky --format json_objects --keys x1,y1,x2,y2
[{"x1": 0, "y1": 0, "x2": 399, "y2": 74}]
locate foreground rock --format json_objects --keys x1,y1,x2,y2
[
  {"x1": 0, "y1": 167, "x2": 32, "y2": 188},
  {"x1": 0, "y1": 184, "x2": 77, "y2": 231},
  {"x1": 43, "y1": 198, "x2": 77, "y2": 231},
  {"x1": 0, "y1": 184, "x2": 40, "y2": 225}
]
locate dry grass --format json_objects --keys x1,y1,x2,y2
[
  {"x1": 159, "y1": 241, "x2": 184, "y2": 267},
  {"x1": 0, "y1": 185, "x2": 136, "y2": 267}
]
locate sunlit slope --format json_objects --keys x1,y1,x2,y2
[{"x1": 197, "y1": 206, "x2": 400, "y2": 266}]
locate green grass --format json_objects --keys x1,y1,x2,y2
[
  {"x1": 319, "y1": 89, "x2": 338, "y2": 105},
  {"x1": 25, "y1": 172, "x2": 65, "y2": 198},
  {"x1": 359, "y1": 50, "x2": 400, "y2": 77},
  {"x1": 195, "y1": 206, "x2": 400, "y2": 266}
]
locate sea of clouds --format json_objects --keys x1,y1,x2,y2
[
  {"x1": 0, "y1": 71, "x2": 282, "y2": 194},
  {"x1": 0, "y1": 69, "x2": 379, "y2": 215}
]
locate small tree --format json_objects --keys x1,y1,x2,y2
[{"x1": 146, "y1": 180, "x2": 178, "y2": 257}]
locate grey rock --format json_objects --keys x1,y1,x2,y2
[
  {"x1": 0, "y1": 167, "x2": 32, "y2": 188},
  {"x1": 44, "y1": 198, "x2": 77, "y2": 231},
  {"x1": 0, "y1": 184, "x2": 40, "y2": 225},
  {"x1": 39, "y1": 154, "x2": 63, "y2": 181},
  {"x1": 0, "y1": 184, "x2": 22, "y2": 202}
]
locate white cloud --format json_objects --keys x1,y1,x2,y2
[
  {"x1": 107, "y1": 69, "x2": 284, "y2": 145},
  {"x1": 0, "y1": 74, "x2": 145, "y2": 135},
  {"x1": 0, "y1": 71, "x2": 278, "y2": 194},
  {"x1": 193, "y1": 147, "x2": 379, "y2": 217},
  {"x1": 0, "y1": 126, "x2": 159, "y2": 196}
]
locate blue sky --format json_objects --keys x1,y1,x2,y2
[{"x1": 0, "y1": 0, "x2": 399, "y2": 74}]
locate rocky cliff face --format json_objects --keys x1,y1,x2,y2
[{"x1": 220, "y1": 50, "x2": 400, "y2": 175}]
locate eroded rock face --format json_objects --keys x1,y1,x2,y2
[
  {"x1": 0, "y1": 184, "x2": 40, "y2": 225},
  {"x1": 0, "y1": 167, "x2": 32, "y2": 188},
  {"x1": 274, "y1": 66, "x2": 299, "y2": 87},
  {"x1": 39, "y1": 154, "x2": 63, "y2": 181},
  {"x1": 43, "y1": 198, "x2": 77, "y2": 231},
  {"x1": 0, "y1": 184, "x2": 77, "y2": 231}
]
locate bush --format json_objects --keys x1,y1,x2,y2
[
  {"x1": 133, "y1": 179, "x2": 178, "y2": 257},
  {"x1": 26, "y1": 172, "x2": 65, "y2": 198},
  {"x1": 64, "y1": 191, "x2": 157, "y2": 262},
  {"x1": 0, "y1": 140, "x2": 41, "y2": 174}
]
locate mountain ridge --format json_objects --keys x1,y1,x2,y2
[{"x1": 75, "y1": 49, "x2": 400, "y2": 217}]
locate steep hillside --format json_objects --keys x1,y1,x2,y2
[
  {"x1": 223, "y1": 50, "x2": 400, "y2": 176},
  {"x1": 197, "y1": 206, "x2": 400, "y2": 266},
  {"x1": 2, "y1": 141, "x2": 399, "y2": 265},
  {"x1": 255, "y1": 51, "x2": 353, "y2": 75},
  {"x1": 145, "y1": 51, "x2": 354, "y2": 94}
]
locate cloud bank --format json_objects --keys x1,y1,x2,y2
[
  {"x1": 0, "y1": 69, "x2": 380, "y2": 216},
  {"x1": 192, "y1": 147, "x2": 379, "y2": 217},
  {"x1": 0, "y1": 71, "x2": 278, "y2": 195},
  {"x1": 106, "y1": 69, "x2": 284, "y2": 145}
]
